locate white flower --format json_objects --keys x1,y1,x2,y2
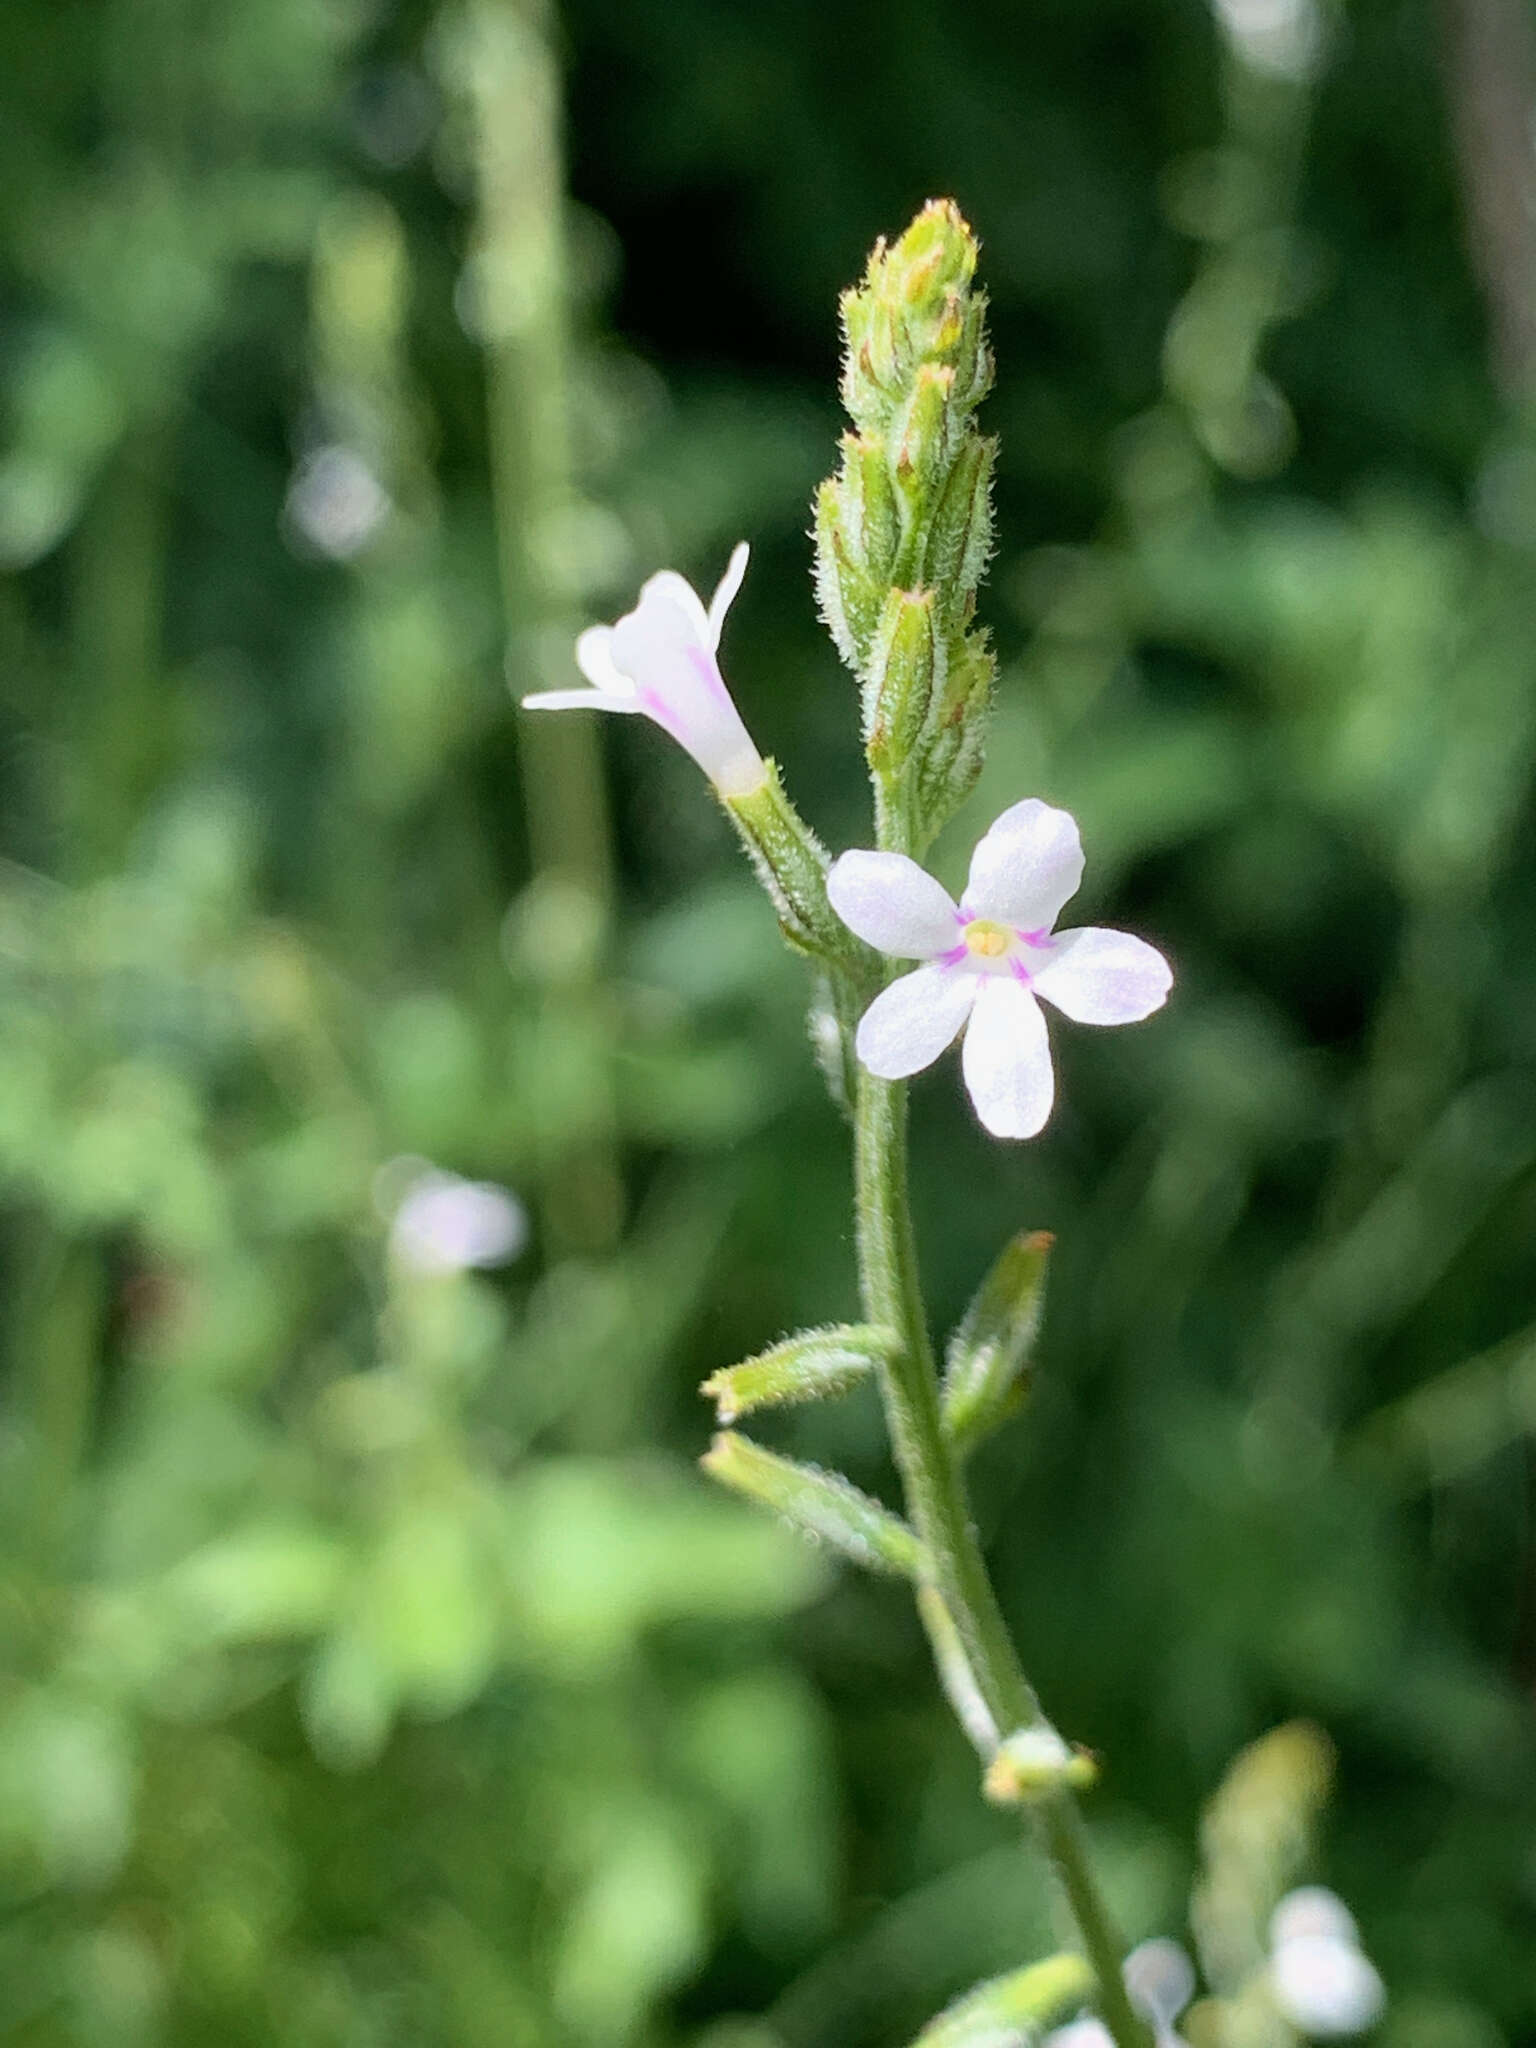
[
  {"x1": 522, "y1": 543, "x2": 767, "y2": 797},
  {"x1": 1045, "y1": 1937, "x2": 1195, "y2": 2048},
  {"x1": 1268, "y1": 1889, "x2": 1385, "y2": 2038},
  {"x1": 827, "y1": 798, "x2": 1172, "y2": 1139},
  {"x1": 385, "y1": 1166, "x2": 528, "y2": 1276}
]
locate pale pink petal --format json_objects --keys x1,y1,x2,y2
[
  {"x1": 633, "y1": 568, "x2": 711, "y2": 644},
  {"x1": 610, "y1": 582, "x2": 765, "y2": 792},
  {"x1": 855, "y1": 965, "x2": 977, "y2": 1079},
  {"x1": 827, "y1": 851, "x2": 961, "y2": 958},
  {"x1": 522, "y1": 686, "x2": 641, "y2": 713},
  {"x1": 707, "y1": 542, "x2": 750, "y2": 648},
  {"x1": 961, "y1": 977, "x2": 1054, "y2": 1138},
  {"x1": 965, "y1": 799, "x2": 1084, "y2": 930},
  {"x1": 1032, "y1": 927, "x2": 1172, "y2": 1025},
  {"x1": 574, "y1": 623, "x2": 631, "y2": 694}
]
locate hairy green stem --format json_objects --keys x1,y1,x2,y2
[{"x1": 851, "y1": 810, "x2": 1146, "y2": 2048}]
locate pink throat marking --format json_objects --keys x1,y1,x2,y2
[{"x1": 937, "y1": 943, "x2": 968, "y2": 968}]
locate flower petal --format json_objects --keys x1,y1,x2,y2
[
  {"x1": 707, "y1": 542, "x2": 750, "y2": 648},
  {"x1": 522, "y1": 686, "x2": 641, "y2": 713},
  {"x1": 855, "y1": 965, "x2": 976, "y2": 1079},
  {"x1": 965, "y1": 799, "x2": 1084, "y2": 929},
  {"x1": 961, "y1": 977, "x2": 1054, "y2": 1138},
  {"x1": 632, "y1": 567, "x2": 710, "y2": 644},
  {"x1": 827, "y1": 850, "x2": 961, "y2": 957},
  {"x1": 1031, "y1": 927, "x2": 1172, "y2": 1024},
  {"x1": 574, "y1": 623, "x2": 631, "y2": 694}
]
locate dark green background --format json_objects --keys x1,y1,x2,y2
[{"x1": 1, "y1": 0, "x2": 1533, "y2": 2043}]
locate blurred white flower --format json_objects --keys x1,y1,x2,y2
[
  {"x1": 1045, "y1": 1937, "x2": 1195, "y2": 2048},
  {"x1": 1210, "y1": 0, "x2": 1321, "y2": 78},
  {"x1": 827, "y1": 798, "x2": 1172, "y2": 1139},
  {"x1": 1268, "y1": 1888, "x2": 1384, "y2": 2037},
  {"x1": 384, "y1": 1164, "x2": 527, "y2": 1276},
  {"x1": 284, "y1": 445, "x2": 391, "y2": 560},
  {"x1": 522, "y1": 544, "x2": 767, "y2": 797}
]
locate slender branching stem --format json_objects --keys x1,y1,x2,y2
[{"x1": 850, "y1": 804, "x2": 1148, "y2": 2048}]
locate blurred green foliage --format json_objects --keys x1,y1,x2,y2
[{"x1": 1, "y1": 0, "x2": 1534, "y2": 2044}]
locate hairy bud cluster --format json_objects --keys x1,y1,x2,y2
[{"x1": 814, "y1": 200, "x2": 997, "y2": 846}]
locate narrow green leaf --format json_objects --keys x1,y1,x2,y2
[
  {"x1": 909, "y1": 1953, "x2": 1095, "y2": 2047},
  {"x1": 701, "y1": 1431, "x2": 925, "y2": 1578},
  {"x1": 700, "y1": 1322, "x2": 896, "y2": 1424},
  {"x1": 941, "y1": 1230, "x2": 1052, "y2": 1454}
]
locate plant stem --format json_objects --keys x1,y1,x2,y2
[
  {"x1": 851, "y1": 803, "x2": 1147, "y2": 2048},
  {"x1": 459, "y1": 0, "x2": 623, "y2": 1255}
]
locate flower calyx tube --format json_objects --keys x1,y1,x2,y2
[
  {"x1": 702, "y1": 1431, "x2": 927, "y2": 1580},
  {"x1": 814, "y1": 200, "x2": 998, "y2": 848},
  {"x1": 701, "y1": 1322, "x2": 896, "y2": 1425},
  {"x1": 943, "y1": 1229, "x2": 1053, "y2": 1454}
]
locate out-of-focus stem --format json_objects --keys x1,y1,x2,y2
[
  {"x1": 461, "y1": 0, "x2": 614, "y2": 907},
  {"x1": 69, "y1": 427, "x2": 169, "y2": 876},
  {"x1": 458, "y1": 0, "x2": 622, "y2": 1251}
]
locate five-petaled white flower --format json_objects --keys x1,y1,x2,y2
[
  {"x1": 827, "y1": 798, "x2": 1172, "y2": 1139},
  {"x1": 521, "y1": 543, "x2": 767, "y2": 797}
]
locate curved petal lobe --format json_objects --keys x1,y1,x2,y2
[
  {"x1": 827, "y1": 851, "x2": 960, "y2": 958},
  {"x1": 633, "y1": 568, "x2": 710, "y2": 644},
  {"x1": 574, "y1": 623, "x2": 631, "y2": 694},
  {"x1": 1031, "y1": 927, "x2": 1172, "y2": 1024},
  {"x1": 965, "y1": 799, "x2": 1084, "y2": 929},
  {"x1": 961, "y1": 977, "x2": 1054, "y2": 1139},
  {"x1": 855, "y1": 965, "x2": 976, "y2": 1079},
  {"x1": 522, "y1": 686, "x2": 641, "y2": 713},
  {"x1": 707, "y1": 542, "x2": 750, "y2": 647}
]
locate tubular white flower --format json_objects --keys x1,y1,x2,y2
[
  {"x1": 522, "y1": 543, "x2": 767, "y2": 797},
  {"x1": 1268, "y1": 1889, "x2": 1385, "y2": 2039},
  {"x1": 826, "y1": 798, "x2": 1172, "y2": 1140}
]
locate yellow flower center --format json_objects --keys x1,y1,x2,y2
[{"x1": 962, "y1": 919, "x2": 1011, "y2": 959}]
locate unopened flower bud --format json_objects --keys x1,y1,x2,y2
[{"x1": 814, "y1": 200, "x2": 999, "y2": 845}]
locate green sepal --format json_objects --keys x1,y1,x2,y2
[
  {"x1": 892, "y1": 362, "x2": 958, "y2": 513},
  {"x1": 908, "y1": 1954, "x2": 1096, "y2": 2048},
  {"x1": 922, "y1": 431, "x2": 996, "y2": 629},
  {"x1": 701, "y1": 1323, "x2": 896, "y2": 1424},
  {"x1": 864, "y1": 587, "x2": 941, "y2": 774},
  {"x1": 814, "y1": 474, "x2": 884, "y2": 674},
  {"x1": 941, "y1": 1230, "x2": 1052, "y2": 1454},
  {"x1": 701, "y1": 1431, "x2": 926, "y2": 1579},
  {"x1": 915, "y1": 632, "x2": 994, "y2": 835},
  {"x1": 722, "y1": 761, "x2": 866, "y2": 967}
]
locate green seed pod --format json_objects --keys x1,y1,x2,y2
[
  {"x1": 701, "y1": 1323, "x2": 895, "y2": 1424},
  {"x1": 701, "y1": 1431, "x2": 926, "y2": 1579},
  {"x1": 942, "y1": 1230, "x2": 1052, "y2": 1455}
]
